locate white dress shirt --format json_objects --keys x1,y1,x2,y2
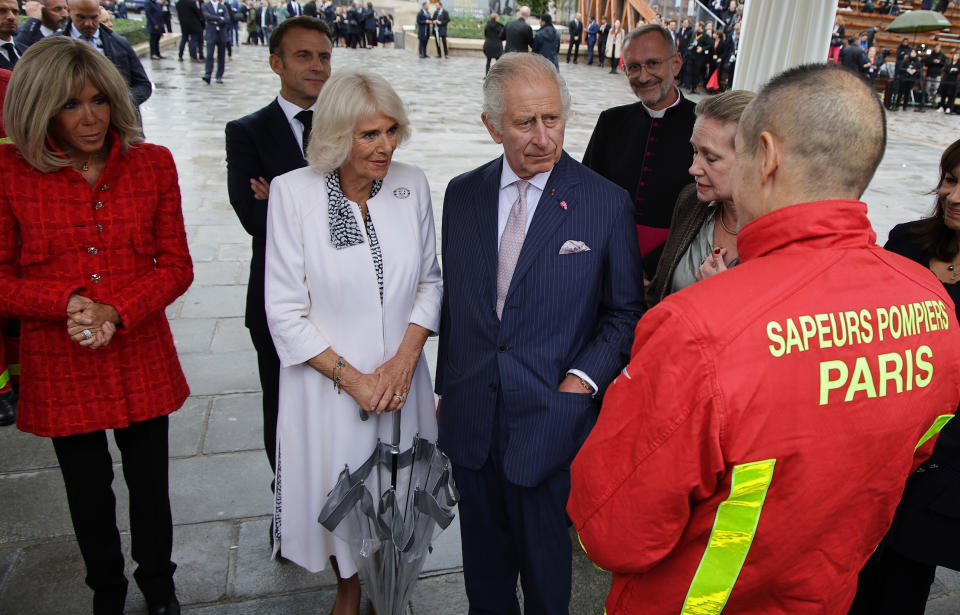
[
  {"x1": 70, "y1": 24, "x2": 104, "y2": 54},
  {"x1": 496, "y1": 157, "x2": 597, "y2": 394},
  {"x1": 0, "y1": 37, "x2": 17, "y2": 63},
  {"x1": 276, "y1": 94, "x2": 316, "y2": 156}
]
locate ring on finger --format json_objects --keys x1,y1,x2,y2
[
  {"x1": 81, "y1": 329, "x2": 93, "y2": 340},
  {"x1": 393, "y1": 392, "x2": 405, "y2": 403}
]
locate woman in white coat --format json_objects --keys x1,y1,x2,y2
[
  {"x1": 264, "y1": 69, "x2": 442, "y2": 615},
  {"x1": 607, "y1": 19, "x2": 623, "y2": 73}
]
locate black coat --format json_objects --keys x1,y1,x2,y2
[
  {"x1": 875, "y1": 220, "x2": 960, "y2": 570},
  {"x1": 503, "y1": 16, "x2": 532, "y2": 52},
  {"x1": 582, "y1": 95, "x2": 697, "y2": 278},
  {"x1": 483, "y1": 19, "x2": 504, "y2": 59},
  {"x1": 0, "y1": 39, "x2": 27, "y2": 70},
  {"x1": 840, "y1": 44, "x2": 867, "y2": 73},
  {"x1": 13, "y1": 17, "x2": 45, "y2": 49},
  {"x1": 225, "y1": 99, "x2": 309, "y2": 334},
  {"x1": 431, "y1": 8, "x2": 449, "y2": 37},
  {"x1": 346, "y1": 7, "x2": 361, "y2": 34},
  {"x1": 176, "y1": 0, "x2": 204, "y2": 34},
  {"x1": 567, "y1": 18, "x2": 582, "y2": 41},
  {"x1": 303, "y1": 0, "x2": 316, "y2": 17}
]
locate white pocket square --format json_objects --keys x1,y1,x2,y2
[{"x1": 559, "y1": 240, "x2": 591, "y2": 254}]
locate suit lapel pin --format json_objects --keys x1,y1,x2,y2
[
  {"x1": 550, "y1": 189, "x2": 556, "y2": 196},
  {"x1": 393, "y1": 187, "x2": 410, "y2": 199}
]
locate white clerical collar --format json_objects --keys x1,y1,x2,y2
[
  {"x1": 499, "y1": 157, "x2": 552, "y2": 192},
  {"x1": 642, "y1": 86, "x2": 682, "y2": 119}
]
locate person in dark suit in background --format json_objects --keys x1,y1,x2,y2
[
  {"x1": 363, "y1": 1, "x2": 376, "y2": 47},
  {"x1": 585, "y1": 15, "x2": 597, "y2": 64},
  {"x1": 261, "y1": 0, "x2": 277, "y2": 42},
  {"x1": 436, "y1": 52, "x2": 644, "y2": 615},
  {"x1": 63, "y1": 0, "x2": 153, "y2": 120},
  {"x1": 416, "y1": 1, "x2": 430, "y2": 57},
  {"x1": 14, "y1": 0, "x2": 69, "y2": 48},
  {"x1": 225, "y1": 16, "x2": 333, "y2": 496},
  {"x1": 0, "y1": 0, "x2": 26, "y2": 70},
  {"x1": 176, "y1": 0, "x2": 204, "y2": 60},
  {"x1": 145, "y1": 0, "x2": 165, "y2": 59},
  {"x1": 346, "y1": 0, "x2": 362, "y2": 48},
  {"x1": 503, "y1": 4, "x2": 531, "y2": 52},
  {"x1": 432, "y1": 0, "x2": 449, "y2": 58},
  {"x1": 566, "y1": 11, "x2": 581, "y2": 63},
  {"x1": 596, "y1": 15, "x2": 609, "y2": 67},
  {"x1": 302, "y1": 0, "x2": 315, "y2": 16},
  {"x1": 202, "y1": 0, "x2": 231, "y2": 83},
  {"x1": 532, "y1": 12, "x2": 558, "y2": 68},
  {"x1": 483, "y1": 11, "x2": 504, "y2": 74},
  {"x1": 285, "y1": 0, "x2": 301, "y2": 18}
]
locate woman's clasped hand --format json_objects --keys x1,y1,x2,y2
[{"x1": 65, "y1": 294, "x2": 120, "y2": 349}]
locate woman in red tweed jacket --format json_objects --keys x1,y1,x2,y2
[{"x1": 0, "y1": 38, "x2": 192, "y2": 615}]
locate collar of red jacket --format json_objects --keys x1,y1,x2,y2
[
  {"x1": 738, "y1": 199, "x2": 878, "y2": 263},
  {"x1": 47, "y1": 128, "x2": 124, "y2": 169}
]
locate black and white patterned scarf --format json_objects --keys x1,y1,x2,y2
[{"x1": 326, "y1": 169, "x2": 383, "y2": 250}]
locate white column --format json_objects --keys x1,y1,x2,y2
[{"x1": 732, "y1": 0, "x2": 839, "y2": 92}]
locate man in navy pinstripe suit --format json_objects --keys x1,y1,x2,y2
[{"x1": 436, "y1": 52, "x2": 645, "y2": 614}]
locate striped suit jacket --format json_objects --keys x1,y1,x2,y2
[{"x1": 436, "y1": 151, "x2": 645, "y2": 487}]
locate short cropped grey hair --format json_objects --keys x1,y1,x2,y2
[
  {"x1": 623, "y1": 23, "x2": 677, "y2": 55},
  {"x1": 481, "y1": 52, "x2": 572, "y2": 133},
  {"x1": 305, "y1": 69, "x2": 411, "y2": 175}
]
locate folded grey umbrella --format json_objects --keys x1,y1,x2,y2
[{"x1": 318, "y1": 413, "x2": 459, "y2": 615}]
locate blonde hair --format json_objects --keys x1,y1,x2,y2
[
  {"x1": 3, "y1": 37, "x2": 141, "y2": 172},
  {"x1": 305, "y1": 69, "x2": 411, "y2": 175}
]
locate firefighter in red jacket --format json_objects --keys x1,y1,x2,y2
[{"x1": 569, "y1": 64, "x2": 960, "y2": 615}]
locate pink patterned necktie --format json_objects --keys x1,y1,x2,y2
[{"x1": 496, "y1": 179, "x2": 529, "y2": 319}]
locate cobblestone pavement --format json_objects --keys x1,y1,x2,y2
[{"x1": 2, "y1": 30, "x2": 960, "y2": 614}]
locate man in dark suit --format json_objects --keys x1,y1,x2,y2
[
  {"x1": 261, "y1": 0, "x2": 277, "y2": 42},
  {"x1": 145, "y1": 0, "x2": 165, "y2": 58},
  {"x1": 0, "y1": 0, "x2": 26, "y2": 70},
  {"x1": 565, "y1": 11, "x2": 581, "y2": 63},
  {"x1": 431, "y1": 0, "x2": 449, "y2": 57},
  {"x1": 596, "y1": 16, "x2": 609, "y2": 67},
  {"x1": 14, "y1": 0, "x2": 69, "y2": 48},
  {"x1": 285, "y1": 0, "x2": 300, "y2": 18},
  {"x1": 503, "y1": 4, "x2": 532, "y2": 52},
  {"x1": 584, "y1": 15, "x2": 596, "y2": 64},
  {"x1": 62, "y1": 0, "x2": 153, "y2": 113},
  {"x1": 416, "y1": 1, "x2": 430, "y2": 57},
  {"x1": 202, "y1": 0, "x2": 231, "y2": 83},
  {"x1": 176, "y1": 0, "x2": 204, "y2": 60},
  {"x1": 225, "y1": 16, "x2": 333, "y2": 491},
  {"x1": 583, "y1": 24, "x2": 695, "y2": 281},
  {"x1": 436, "y1": 52, "x2": 644, "y2": 614}
]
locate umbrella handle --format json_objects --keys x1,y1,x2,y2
[{"x1": 391, "y1": 409, "x2": 401, "y2": 453}]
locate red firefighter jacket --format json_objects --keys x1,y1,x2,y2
[{"x1": 569, "y1": 200, "x2": 960, "y2": 614}]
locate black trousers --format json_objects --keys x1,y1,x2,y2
[
  {"x1": 566, "y1": 38, "x2": 579, "y2": 62},
  {"x1": 435, "y1": 34, "x2": 448, "y2": 57},
  {"x1": 249, "y1": 324, "x2": 280, "y2": 476},
  {"x1": 52, "y1": 415, "x2": 176, "y2": 615}
]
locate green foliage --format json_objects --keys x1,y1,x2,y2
[
  {"x1": 112, "y1": 17, "x2": 150, "y2": 46},
  {"x1": 445, "y1": 16, "x2": 486, "y2": 39},
  {"x1": 527, "y1": 0, "x2": 549, "y2": 15},
  {"x1": 17, "y1": 15, "x2": 150, "y2": 47}
]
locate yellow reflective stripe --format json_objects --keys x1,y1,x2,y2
[
  {"x1": 576, "y1": 530, "x2": 607, "y2": 572},
  {"x1": 915, "y1": 414, "x2": 954, "y2": 451},
  {"x1": 0, "y1": 138, "x2": 10, "y2": 144},
  {"x1": 0, "y1": 369, "x2": 7, "y2": 389},
  {"x1": 681, "y1": 459, "x2": 776, "y2": 615}
]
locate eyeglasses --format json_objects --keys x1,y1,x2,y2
[{"x1": 624, "y1": 55, "x2": 675, "y2": 74}]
